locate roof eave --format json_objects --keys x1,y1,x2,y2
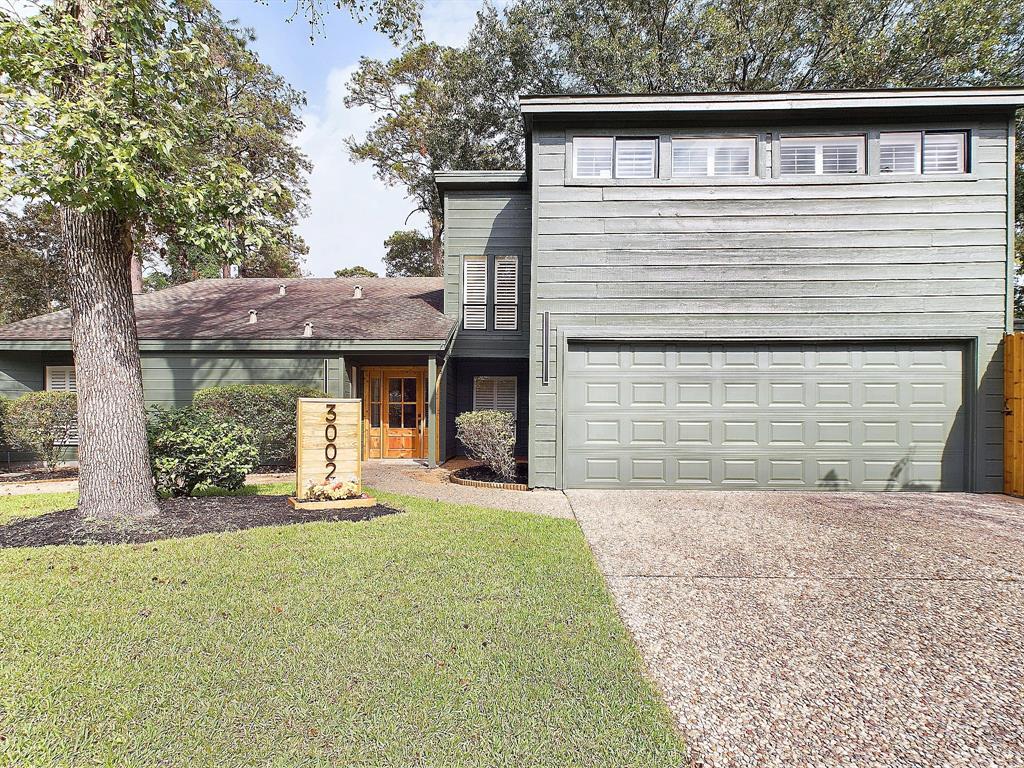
[
  {"x1": 0, "y1": 338, "x2": 452, "y2": 352},
  {"x1": 519, "y1": 87, "x2": 1024, "y2": 117},
  {"x1": 434, "y1": 170, "x2": 528, "y2": 191}
]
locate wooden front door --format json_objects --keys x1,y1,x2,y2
[{"x1": 363, "y1": 367, "x2": 426, "y2": 459}]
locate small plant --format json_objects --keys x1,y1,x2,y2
[
  {"x1": 3, "y1": 390, "x2": 78, "y2": 467},
  {"x1": 0, "y1": 396, "x2": 8, "y2": 448},
  {"x1": 455, "y1": 410, "x2": 517, "y2": 482},
  {"x1": 304, "y1": 479, "x2": 360, "y2": 501},
  {"x1": 193, "y1": 384, "x2": 324, "y2": 465},
  {"x1": 147, "y1": 406, "x2": 259, "y2": 497}
]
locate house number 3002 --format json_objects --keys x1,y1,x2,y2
[{"x1": 324, "y1": 403, "x2": 338, "y2": 481}]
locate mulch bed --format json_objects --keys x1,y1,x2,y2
[
  {"x1": 451, "y1": 464, "x2": 529, "y2": 486},
  {"x1": 0, "y1": 494, "x2": 399, "y2": 548}
]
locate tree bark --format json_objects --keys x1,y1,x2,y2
[
  {"x1": 63, "y1": 207, "x2": 158, "y2": 519},
  {"x1": 430, "y1": 216, "x2": 443, "y2": 277},
  {"x1": 130, "y1": 252, "x2": 143, "y2": 294}
]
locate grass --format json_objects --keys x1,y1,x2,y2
[{"x1": 0, "y1": 486, "x2": 685, "y2": 767}]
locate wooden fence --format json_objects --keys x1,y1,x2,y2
[{"x1": 1004, "y1": 333, "x2": 1024, "y2": 495}]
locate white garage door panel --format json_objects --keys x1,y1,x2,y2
[{"x1": 562, "y1": 342, "x2": 967, "y2": 490}]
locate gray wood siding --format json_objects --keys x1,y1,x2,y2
[
  {"x1": 140, "y1": 353, "x2": 327, "y2": 408},
  {"x1": 443, "y1": 190, "x2": 531, "y2": 357},
  {"x1": 529, "y1": 121, "x2": 1013, "y2": 491}
]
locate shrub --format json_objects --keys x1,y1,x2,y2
[
  {"x1": 192, "y1": 384, "x2": 324, "y2": 465},
  {"x1": 0, "y1": 397, "x2": 8, "y2": 447},
  {"x1": 455, "y1": 410, "x2": 517, "y2": 482},
  {"x1": 147, "y1": 406, "x2": 259, "y2": 497},
  {"x1": 3, "y1": 390, "x2": 78, "y2": 467}
]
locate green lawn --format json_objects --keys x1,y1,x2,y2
[{"x1": 0, "y1": 486, "x2": 684, "y2": 767}]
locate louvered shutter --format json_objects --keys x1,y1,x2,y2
[
  {"x1": 45, "y1": 366, "x2": 78, "y2": 445},
  {"x1": 923, "y1": 132, "x2": 966, "y2": 174},
  {"x1": 614, "y1": 138, "x2": 657, "y2": 178},
  {"x1": 493, "y1": 256, "x2": 518, "y2": 330},
  {"x1": 463, "y1": 255, "x2": 487, "y2": 330},
  {"x1": 473, "y1": 376, "x2": 517, "y2": 419},
  {"x1": 573, "y1": 137, "x2": 613, "y2": 178}
]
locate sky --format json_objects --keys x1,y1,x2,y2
[{"x1": 212, "y1": 0, "x2": 493, "y2": 277}]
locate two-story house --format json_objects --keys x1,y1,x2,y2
[
  {"x1": 440, "y1": 88, "x2": 1021, "y2": 492},
  {"x1": 0, "y1": 87, "x2": 1020, "y2": 491}
]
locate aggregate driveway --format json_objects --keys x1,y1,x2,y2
[{"x1": 568, "y1": 490, "x2": 1024, "y2": 768}]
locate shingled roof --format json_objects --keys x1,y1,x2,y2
[{"x1": 0, "y1": 278, "x2": 454, "y2": 342}]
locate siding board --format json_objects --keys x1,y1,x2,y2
[
  {"x1": 529, "y1": 120, "x2": 1011, "y2": 491},
  {"x1": 444, "y1": 190, "x2": 532, "y2": 358}
]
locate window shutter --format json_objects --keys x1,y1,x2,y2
[
  {"x1": 494, "y1": 256, "x2": 518, "y2": 330},
  {"x1": 821, "y1": 142, "x2": 860, "y2": 174},
  {"x1": 614, "y1": 138, "x2": 657, "y2": 178},
  {"x1": 880, "y1": 132, "x2": 921, "y2": 174},
  {"x1": 713, "y1": 145, "x2": 751, "y2": 176},
  {"x1": 46, "y1": 366, "x2": 77, "y2": 392},
  {"x1": 672, "y1": 144, "x2": 708, "y2": 177},
  {"x1": 780, "y1": 137, "x2": 863, "y2": 175},
  {"x1": 494, "y1": 377, "x2": 517, "y2": 414},
  {"x1": 45, "y1": 366, "x2": 78, "y2": 445},
  {"x1": 473, "y1": 376, "x2": 517, "y2": 417},
  {"x1": 573, "y1": 137, "x2": 613, "y2": 178},
  {"x1": 923, "y1": 132, "x2": 965, "y2": 174},
  {"x1": 672, "y1": 138, "x2": 755, "y2": 178},
  {"x1": 463, "y1": 255, "x2": 487, "y2": 330},
  {"x1": 780, "y1": 144, "x2": 816, "y2": 174}
]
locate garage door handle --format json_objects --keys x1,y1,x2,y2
[{"x1": 1005, "y1": 398, "x2": 1013, "y2": 416}]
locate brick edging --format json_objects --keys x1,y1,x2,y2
[{"x1": 449, "y1": 473, "x2": 530, "y2": 492}]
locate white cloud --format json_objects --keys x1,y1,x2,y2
[
  {"x1": 296, "y1": 66, "x2": 426, "y2": 277},
  {"x1": 421, "y1": 0, "x2": 487, "y2": 47},
  {"x1": 295, "y1": 0, "x2": 499, "y2": 277}
]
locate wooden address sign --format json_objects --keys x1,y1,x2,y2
[{"x1": 292, "y1": 398, "x2": 373, "y2": 509}]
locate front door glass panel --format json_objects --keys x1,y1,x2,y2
[{"x1": 387, "y1": 377, "x2": 418, "y2": 428}]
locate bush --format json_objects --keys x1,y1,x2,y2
[
  {"x1": 0, "y1": 397, "x2": 8, "y2": 448},
  {"x1": 192, "y1": 384, "x2": 324, "y2": 465},
  {"x1": 455, "y1": 410, "x2": 517, "y2": 482},
  {"x1": 147, "y1": 406, "x2": 259, "y2": 497},
  {"x1": 3, "y1": 390, "x2": 78, "y2": 467}
]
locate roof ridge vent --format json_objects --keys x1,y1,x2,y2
[
  {"x1": 303, "y1": 321, "x2": 313, "y2": 338},
  {"x1": 248, "y1": 309, "x2": 258, "y2": 324},
  {"x1": 279, "y1": 284, "x2": 286, "y2": 296},
  {"x1": 353, "y1": 285, "x2": 362, "y2": 299}
]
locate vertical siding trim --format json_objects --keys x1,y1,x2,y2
[
  {"x1": 1007, "y1": 116, "x2": 1017, "y2": 333},
  {"x1": 427, "y1": 355, "x2": 437, "y2": 467},
  {"x1": 529, "y1": 130, "x2": 543, "y2": 488},
  {"x1": 867, "y1": 129, "x2": 881, "y2": 175}
]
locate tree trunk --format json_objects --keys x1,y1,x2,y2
[
  {"x1": 63, "y1": 207, "x2": 158, "y2": 520},
  {"x1": 430, "y1": 217, "x2": 443, "y2": 277},
  {"x1": 130, "y1": 252, "x2": 143, "y2": 294}
]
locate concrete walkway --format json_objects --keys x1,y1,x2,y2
[
  {"x1": 569, "y1": 489, "x2": 1024, "y2": 768},
  {"x1": 363, "y1": 461, "x2": 573, "y2": 519}
]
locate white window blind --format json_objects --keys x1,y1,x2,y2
[
  {"x1": 473, "y1": 376, "x2": 517, "y2": 416},
  {"x1": 672, "y1": 138, "x2": 755, "y2": 177},
  {"x1": 493, "y1": 256, "x2": 518, "y2": 330},
  {"x1": 880, "y1": 132, "x2": 921, "y2": 174},
  {"x1": 614, "y1": 138, "x2": 657, "y2": 178},
  {"x1": 923, "y1": 132, "x2": 966, "y2": 174},
  {"x1": 45, "y1": 365, "x2": 78, "y2": 445},
  {"x1": 573, "y1": 137, "x2": 613, "y2": 178},
  {"x1": 780, "y1": 136, "x2": 864, "y2": 175},
  {"x1": 463, "y1": 255, "x2": 487, "y2": 330}
]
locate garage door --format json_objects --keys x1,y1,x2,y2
[{"x1": 562, "y1": 342, "x2": 967, "y2": 490}]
